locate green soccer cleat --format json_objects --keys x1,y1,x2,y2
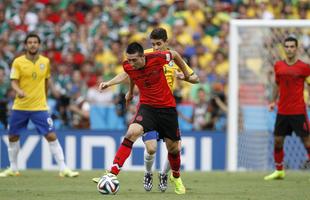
[
  {"x1": 92, "y1": 177, "x2": 100, "y2": 183},
  {"x1": 59, "y1": 168, "x2": 79, "y2": 178},
  {"x1": 92, "y1": 170, "x2": 114, "y2": 183},
  {"x1": 264, "y1": 170, "x2": 285, "y2": 180},
  {"x1": 0, "y1": 168, "x2": 20, "y2": 177},
  {"x1": 169, "y1": 174, "x2": 186, "y2": 194}
]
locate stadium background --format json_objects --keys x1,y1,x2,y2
[{"x1": 0, "y1": 0, "x2": 310, "y2": 171}]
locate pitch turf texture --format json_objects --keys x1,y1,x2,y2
[{"x1": 0, "y1": 171, "x2": 309, "y2": 200}]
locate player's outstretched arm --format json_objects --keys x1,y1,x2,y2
[
  {"x1": 170, "y1": 50, "x2": 191, "y2": 81},
  {"x1": 98, "y1": 72, "x2": 128, "y2": 92}
]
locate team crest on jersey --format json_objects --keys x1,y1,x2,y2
[
  {"x1": 168, "y1": 60, "x2": 174, "y2": 67},
  {"x1": 39, "y1": 63, "x2": 45, "y2": 70}
]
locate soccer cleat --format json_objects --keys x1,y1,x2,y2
[
  {"x1": 264, "y1": 170, "x2": 285, "y2": 180},
  {"x1": 143, "y1": 172, "x2": 153, "y2": 191},
  {"x1": 92, "y1": 170, "x2": 114, "y2": 183},
  {"x1": 0, "y1": 168, "x2": 20, "y2": 177},
  {"x1": 170, "y1": 174, "x2": 186, "y2": 194},
  {"x1": 59, "y1": 168, "x2": 79, "y2": 178},
  {"x1": 92, "y1": 177, "x2": 100, "y2": 183},
  {"x1": 300, "y1": 160, "x2": 310, "y2": 170},
  {"x1": 158, "y1": 172, "x2": 168, "y2": 192}
]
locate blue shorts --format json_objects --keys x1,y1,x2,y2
[
  {"x1": 142, "y1": 131, "x2": 159, "y2": 142},
  {"x1": 8, "y1": 110, "x2": 55, "y2": 136}
]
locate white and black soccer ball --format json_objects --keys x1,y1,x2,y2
[{"x1": 97, "y1": 174, "x2": 120, "y2": 195}]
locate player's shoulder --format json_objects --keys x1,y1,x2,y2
[
  {"x1": 13, "y1": 55, "x2": 26, "y2": 63},
  {"x1": 38, "y1": 55, "x2": 50, "y2": 63},
  {"x1": 122, "y1": 60, "x2": 132, "y2": 71},
  {"x1": 274, "y1": 60, "x2": 285, "y2": 66},
  {"x1": 145, "y1": 50, "x2": 171, "y2": 60},
  {"x1": 297, "y1": 59, "x2": 310, "y2": 67}
]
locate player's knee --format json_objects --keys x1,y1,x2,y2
[
  {"x1": 166, "y1": 145, "x2": 179, "y2": 154},
  {"x1": 126, "y1": 130, "x2": 142, "y2": 141},
  {"x1": 8, "y1": 135, "x2": 20, "y2": 142},
  {"x1": 44, "y1": 132, "x2": 57, "y2": 141},
  {"x1": 145, "y1": 141, "x2": 157, "y2": 155},
  {"x1": 126, "y1": 124, "x2": 143, "y2": 141},
  {"x1": 168, "y1": 149, "x2": 180, "y2": 155},
  {"x1": 274, "y1": 137, "x2": 284, "y2": 148},
  {"x1": 147, "y1": 148, "x2": 156, "y2": 155}
]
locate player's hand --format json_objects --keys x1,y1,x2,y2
[
  {"x1": 125, "y1": 92, "x2": 133, "y2": 108},
  {"x1": 268, "y1": 102, "x2": 276, "y2": 112},
  {"x1": 98, "y1": 82, "x2": 110, "y2": 92},
  {"x1": 176, "y1": 71, "x2": 185, "y2": 80},
  {"x1": 17, "y1": 90, "x2": 26, "y2": 98}
]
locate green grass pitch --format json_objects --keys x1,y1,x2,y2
[{"x1": 0, "y1": 170, "x2": 309, "y2": 200}]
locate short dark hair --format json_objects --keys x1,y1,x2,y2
[
  {"x1": 24, "y1": 33, "x2": 41, "y2": 44},
  {"x1": 284, "y1": 36, "x2": 298, "y2": 47},
  {"x1": 126, "y1": 42, "x2": 144, "y2": 55},
  {"x1": 150, "y1": 27, "x2": 168, "y2": 42}
]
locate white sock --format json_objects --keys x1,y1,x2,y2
[
  {"x1": 161, "y1": 157, "x2": 170, "y2": 174},
  {"x1": 8, "y1": 141, "x2": 20, "y2": 171},
  {"x1": 48, "y1": 139, "x2": 67, "y2": 171},
  {"x1": 144, "y1": 150, "x2": 155, "y2": 173}
]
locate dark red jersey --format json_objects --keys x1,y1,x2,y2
[
  {"x1": 123, "y1": 51, "x2": 176, "y2": 108},
  {"x1": 274, "y1": 60, "x2": 310, "y2": 114}
]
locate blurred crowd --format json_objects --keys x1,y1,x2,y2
[{"x1": 0, "y1": 0, "x2": 309, "y2": 131}]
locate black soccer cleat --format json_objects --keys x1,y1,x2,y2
[
  {"x1": 158, "y1": 172, "x2": 168, "y2": 192},
  {"x1": 143, "y1": 172, "x2": 153, "y2": 191},
  {"x1": 300, "y1": 160, "x2": 310, "y2": 170}
]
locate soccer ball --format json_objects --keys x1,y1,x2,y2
[{"x1": 97, "y1": 174, "x2": 120, "y2": 195}]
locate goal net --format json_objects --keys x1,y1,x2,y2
[{"x1": 227, "y1": 20, "x2": 310, "y2": 171}]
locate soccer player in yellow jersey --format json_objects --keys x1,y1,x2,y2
[
  {"x1": 0, "y1": 33, "x2": 79, "y2": 178},
  {"x1": 94, "y1": 28, "x2": 199, "y2": 193}
]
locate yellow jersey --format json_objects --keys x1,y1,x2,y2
[
  {"x1": 144, "y1": 48, "x2": 194, "y2": 91},
  {"x1": 10, "y1": 55, "x2": 50, "y2": 111}
]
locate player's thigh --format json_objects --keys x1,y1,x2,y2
[
  {"x1": 8, "y1": 110, "x2": 31, "y2": 135},
  {"x1": 274, "y1": 114, "x2": 293, "y2": 136},
  {"x1": 157, "y1": 107, "x2": 180, "y2": 141},
  {"x1": 132, "y1": 105, "x2": 157, "y2": 133},
  {"x1": 30, "y1": 111, "x2": 55, "y2": 135},
  {"x1": 290, "y1": 114, "x2": 309, "y2": 137}
]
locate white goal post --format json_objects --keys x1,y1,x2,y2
[{"x1": 227, "y1": 19, "x2": 310, "y2": 171}]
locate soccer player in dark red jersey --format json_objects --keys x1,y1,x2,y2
[
  {"x1": 93, "y1": 28, "x2": 199, "y2": 192},
  {"x1": 264, "y1": 36, "x2": 310, "y2": 180},
  {"x1": 101, "y1": 42, "x2": 190, "y2": 194}
]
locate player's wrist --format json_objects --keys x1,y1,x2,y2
[{"x1": 184, "y1": 74, "x2": 190, "y2": 81}]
